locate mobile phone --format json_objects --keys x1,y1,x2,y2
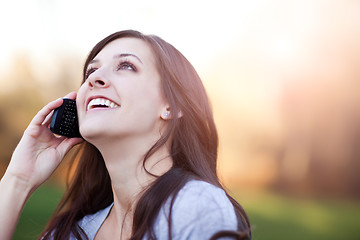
[{"x1": 50, "y1": 98, "x2": 81, "y2": 138}]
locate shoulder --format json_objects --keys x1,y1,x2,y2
[
  {"x1": 174, "y1": 180, "x2": 237, "y2": 224},
  {"x1": 154, "y1": 180, "x2": 238, "y2": 240},
  {"x1": 178, "y1": 179, "x2": 232, "y2": 203},
  {"x1": 175, "y1": 180, "x2": 235, "y2": 215}
]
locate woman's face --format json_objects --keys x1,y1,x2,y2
[{"x1": 77, "y1": 37, "x2": 167, "y2": 141}]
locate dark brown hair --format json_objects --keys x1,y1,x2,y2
[{"x1": 40, "y1": 30, "x2": 251, "y2": 240}]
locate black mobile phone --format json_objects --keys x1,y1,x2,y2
[{"x1": 50, "y1": 98, "x2": 81, "y2": 138}]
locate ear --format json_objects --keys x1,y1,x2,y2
[{"x1": 160, "y1": 106, "x2": 183, "y2": 120}]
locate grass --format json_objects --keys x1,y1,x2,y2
[
  {"x1": 233, "y1": 189, "x2": 360, "y2": 240},
  {"x1": 13, "y1": 184, "x2": 360, "y2": 240},
  {"x1": 13, "y1": 184, "x2": 64, "y2": 240}
]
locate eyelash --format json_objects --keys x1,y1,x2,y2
[
  {"x1": 85, "y1": 67, "x2": 96, "y2": 79},
  {"x1": 85, "y1": 60, "x2": 137, "y2": 79},
  {"x1": 117, "y1": 60, "x2": 137, "y2": 72}
]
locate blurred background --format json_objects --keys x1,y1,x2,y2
[{"x1": 1, "y1": 0, "x2": 360, "y2": 239}]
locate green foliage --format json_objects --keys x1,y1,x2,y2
[{"x1": 13, "y1": 185, "x2": 360, "y2": 240}]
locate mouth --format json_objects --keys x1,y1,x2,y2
[{"x1": 87, "y1": 97, "x2": 120, "y2": 111}]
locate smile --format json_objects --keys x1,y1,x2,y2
[{"x1": 87, "y1": 98, "x2": 119, "y2": 111}]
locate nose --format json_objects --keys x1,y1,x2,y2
[{"x1": 87, "y1": 69, "x2": 110, "y2": 89}]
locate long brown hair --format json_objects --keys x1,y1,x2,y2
[{"x1": 40, "y1": 30, "x2": 251, "y2": 240}]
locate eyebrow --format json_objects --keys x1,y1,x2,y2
[
  {"x1": 115, "y1": 53, "x2": 143, "y2": 64},
  {"x1": 89, "y1": 53, "x2": 143, "y2": 64}
]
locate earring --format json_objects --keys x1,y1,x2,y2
[{"x1": 162, "y1": 111, "x2": 170, "y2": 119}]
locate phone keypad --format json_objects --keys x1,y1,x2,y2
[{"x1": 50, "y1": 99, "x2": 81, "y2": 138}]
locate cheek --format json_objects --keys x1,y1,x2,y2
[
  {"x1": 76, "y1": 84, "x2": 87, "y2": 106},
  {"x1": 76, "y1": 84, "x2": 88, "y2": 121},
  {"x1": 122, "y1": 87, "x2": 164, "y2": 132},
  {"x1": 135, "y1": 85, "x2": 164, "y2": 112}
]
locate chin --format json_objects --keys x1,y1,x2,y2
[
  {"x1": 79, "y1": 124, "x2": 107, "y2": 141},
  {"x1": 79, "y1": 124, "x2": 126, "y2": 144}
]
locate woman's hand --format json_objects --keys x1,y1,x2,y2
[
  {"x1": 4, "y1": 92, "x2": 83, "y2": 193},
  {"x1": 0, "y1": 92, "x2": 83, "y2": 240}
]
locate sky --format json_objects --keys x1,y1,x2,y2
[
  {"x1": 0, "y1": 0, "x2": 251, "y2": 74},
  {"x1": 2, "y1": 0, "x2": 359, "y2": 82},
  {"x1": 1, "y1": 0, "x2": 359, "y2": 80}
]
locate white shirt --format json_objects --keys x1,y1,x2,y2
[{"x1": 72, "y1": 180, "x2": 238, "y2": 239}]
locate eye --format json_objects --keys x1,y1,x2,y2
[
  {"x1": 85, "y1": 67, "x2": 97, "y2": 79},
  {"x1": 117, "y1": 60, "x2": 137, "y2": 72}
]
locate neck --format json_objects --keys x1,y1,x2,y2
[{"x1": 89, "y1": 133, "x2": 173, "y2": 234}]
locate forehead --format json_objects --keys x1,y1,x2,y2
[{"x1": 93, "y1": 37, "x2": 154, "y2": 64}]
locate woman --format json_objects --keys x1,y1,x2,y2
[{"x1": 0, "y1": 30, "x2": 251, "y2": 239}]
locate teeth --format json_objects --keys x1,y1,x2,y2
[{"x1": 87, "y1": 98, "x2": 119, "y2": 110}]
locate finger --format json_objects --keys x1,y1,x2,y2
[
  {"x1": 42, "y1": 92, "x2": 77, "y2": 126},
  {"x1": 63, "y1": 92, "x2": 77, "y2": 100},
  {"x1": 42, "y1": 110, "x2": 54, "y2": 126},
  {"x1": 30, "y1": 98, "x2": 64, "y2": 126}
]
